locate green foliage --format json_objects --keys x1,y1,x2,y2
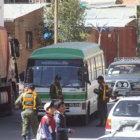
[
  {"x1": 34, "y1": 22, "x2": 47, "y2": 48},
  {"x1": 45, "y1": 0, "x2": 90, "y2": 42},
  {"x1": 137, "y1": 5, "x2": 140, "y2": 18},
  {"x1": 34, "y1": 12, "x2": 53, "y2": 48}
]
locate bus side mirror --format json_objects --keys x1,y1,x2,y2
[
  {"x1": 25, "y1": 68, "x2": 33, "y2": 83},
  {"x1": 84, "y1": 71, "x2": 91, "y2": 85},
  {"x1": 81, "y1": 67, "x2": 91, "y2": 85}
]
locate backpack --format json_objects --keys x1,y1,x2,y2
[{"x1": 36, "y1": 116, "x2": 49, "y2": 140}]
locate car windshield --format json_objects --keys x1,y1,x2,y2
[
  {"x1": 108, "y1": 64, "x2": 140, "y2": 75},
  {"x1": 113, "y1": 100, "x2": 140, "y2": 117}
]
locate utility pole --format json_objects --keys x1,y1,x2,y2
[
  {"x1": 116, "y1": 28, "x2": 120, "y2": 57},
  {"x1": 54, "y1": 0, "x2": 58, "y2": 44}
]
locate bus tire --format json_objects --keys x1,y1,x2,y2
[
  {"x1": 93, "y1": 110, "x2": 98, "y2": 119},
  {"x1": 82, "y1": 105, "x2": 90, "y2": 126}
]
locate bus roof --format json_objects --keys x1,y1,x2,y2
[{"x1": 29, "y1": 42, "x2": 102, "y2": 60}]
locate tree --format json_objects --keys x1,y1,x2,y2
[{"x1": 45, "y1": 0, "x2": 90, "y2": 42}]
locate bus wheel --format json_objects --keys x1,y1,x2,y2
[
  {"x1": 82, "y1": 105, "x2": 90, "y2": 126},
  {"x1": 93, "y1": 110, "x2": 98, "y2": 119}
]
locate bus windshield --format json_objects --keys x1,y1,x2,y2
[{"x1": 26, "y1": 59, "x2": 83, "y2": 87}]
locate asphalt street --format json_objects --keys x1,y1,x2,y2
[{"x1": 0, "y1": 102, "x2": 114, "y2": 140}]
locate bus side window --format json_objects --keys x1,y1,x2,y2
[
  {"x1": 95, "y1": 56, "x2": 98, "y2": 78},
  {"x1": 91, "y1": 57, "x2": 94, "y2": 80},
  {"x1": 98, "y1": 55, "x2": 102, "y2": 75},
  {"x1": 101, "y1": 54, "x2": 105, "y2": 74},
  {"x1": 92, "y1": 57, "x2": 97, "y2": 80},
  {"x1": 87, "y1": 60, "x2": 92, "y2": 82},
  {"x1": 96, "y1": 55, "x2": 100, "y2": 77},
  {"x1": 90, "y1": 59, "x2": 93, "y2": 81}
]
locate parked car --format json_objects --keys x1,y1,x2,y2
[
  {"x1": 99, "y1": 122, "x2": 140, "y2": 140},
  {"x1": 106, "y1": 96, "x2": 140, "y2": 134},
  {"x1": 105, "y1": 57, "x2": 140, "y2": 98}
]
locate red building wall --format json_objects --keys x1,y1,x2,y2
[{"x1": 87, "y1": 27, "x2": 137, "y2": 68}]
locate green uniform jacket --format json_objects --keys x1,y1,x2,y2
[
  {"x1": 15, "y1": 91, "x2": 42, "y2": 109},
  {"x1": 50, "y1": 82, "x2": 62, "y2": 99},
  {"x1": 15, "y1": 90, "x2": 42, "y2": 137}
]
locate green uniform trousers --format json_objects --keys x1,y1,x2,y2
[{"x1": 22, "y1": 109, "x2": 39, "y2": 137}]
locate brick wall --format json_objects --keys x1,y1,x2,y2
[{"x1": 5, "y1": 8, "x2": 44, "y2": 74}]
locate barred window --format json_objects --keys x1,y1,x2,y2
[{"x1": 26, "y1": 31, "x2": 32, "y2": 49}]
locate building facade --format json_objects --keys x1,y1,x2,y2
[{"x1": 4, "y1": 5, "x2": 46, "y2": 74}]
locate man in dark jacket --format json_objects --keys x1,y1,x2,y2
[
  {"x1": 94, "y1": 76, "x2": 110, "y2": 127},
  {"x1": 50, "y1": 75, "x2": 63, "y2": 100},
  {"x1": 54, "y1": 100, "x2": 75, "y2": 140}
]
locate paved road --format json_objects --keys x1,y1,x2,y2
[{"x1": 0, "y1": 103, "x2": 114, "y2": 140}]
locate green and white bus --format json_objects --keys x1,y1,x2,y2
[{"x1": 24, "y1": 42, "x2": 105, "y2": 125}]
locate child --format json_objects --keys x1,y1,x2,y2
[
  {"x1": 54, "y1": 100, "x2": 75, "y2": 140},
  {"x1": 39, "y1": 101, "x2": 56, "y2": 140}
]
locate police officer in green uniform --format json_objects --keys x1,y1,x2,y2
[
  {"x1": 50, "y1": 75, "x2": 63, "y2": 100},
  {"x1": 15, "y1": 84, "x2": 42, "y2": 140},
  {"x1": 94, "y1": 76, "x2": 110, "y2": 127}
]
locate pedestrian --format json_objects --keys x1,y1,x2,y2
[
  {"x1": 18, "y1": 85, "x2": 32, "y2": 140},
  {"x1": 15, "y1": 84, "x2": 42, "y2": 140},
  {"x1": 94, "y1": 76, "x2": 111, "y2": 127},
  {"x1": 54, "y1": 100, "x2": 75, "y2": 140},
  {"x1": 50, "y1": 75, "x2": 63, "y2": 100},
  {"x1": 36, "y1": 101, "x2": 56, "y2": 140}
]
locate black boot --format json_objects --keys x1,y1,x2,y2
[{"x1": 22, "y1": 136, "x2": 26, "y2": 140}]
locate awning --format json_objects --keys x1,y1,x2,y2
[{"x1": 84, "y1": 18, "x2": 135, "y2": 27}]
